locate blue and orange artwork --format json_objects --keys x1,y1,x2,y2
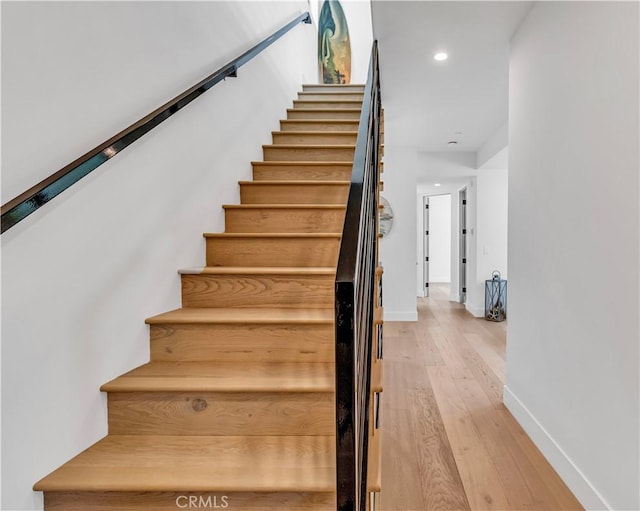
[{"x1": 318, "y1": 0, "x2": 351, "y2": 84}]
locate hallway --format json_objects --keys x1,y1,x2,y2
[{"x1": 380, "y1": 284, "x2": 582, "y2": 511}]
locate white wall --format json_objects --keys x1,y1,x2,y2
[
  {"x1": 379, "y1": 144, "x2": 417, "y2": 321},
  {"x1": 466, "y1": 169, "x2": 508, "y2": 317},
  {"x1": 1, "y1": 2, "x2": 316, "y2": 510},
  {"x1": 340, "y1": 0, "x2": 374, "y2": 84},
  {"x1": 505, "y1": 3, "x2": 639, "y2": 510}
]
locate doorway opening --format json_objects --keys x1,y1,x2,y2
[{"x1": 423, "y1": 193, "x2": 452, "y2": 297}]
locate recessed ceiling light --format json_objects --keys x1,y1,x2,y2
[
  {"x1": 434, "y1": 52, "x2": 448, "y2": 61},
  {"x1": 448, "y1": 140, "x2": 458, "y2": 145},
  {"x1": 434, "y1": 183, "x2": 441, "y2": 187}
]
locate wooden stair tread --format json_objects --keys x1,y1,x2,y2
[
  {"x1": 203, "y1": 232, "x2": 341, "y2": 238},
  {"x1": 101, "y1": 362, "x2": 334, "y2": 392},
  {"x1": 287, "y1": 108, "x2": 361, "y2": 113},
  {"x1": 146, "y1": 307, "x2": 335, "y2": 324},
  {"x1": 280, "y1": 119, "x2": 359, "y2": 124},
  {"x1": 263, "y1": 144, "x2": 356, "y2": 149},
  {"x1": 367, "y1": 432, "x2": 381, "y2": 492},
  {"x1": 293, "y1": 100, "x2": 362, "y2": 105},
  {"x1": 302, "y1": 83, "x2": 364, "y2": 87},
  {"x1": 178, "y1": 266, "x2": 336, "y2": 275},
  {"x1": 34, "y1": 435, "x2": 335, "y2": 492},
  {"x1": 238, "y1": 180, "x2": 348, "y2": 186},
  {"x1": 271, "y1": 130, "x2": 358, "y2": 136},
  {"x1": 223, "y1": 204, "x2": 345, "y2": 209},
  {"x1": 251, "y1": 161, "x2": 353, "y2": 166},
  {"x1": 371, "y1": 359, "x2": 383, "y2": 393}
]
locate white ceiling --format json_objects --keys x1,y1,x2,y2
[{"x1": 371, "y1": 1, "x2": 532, "y2": 155}]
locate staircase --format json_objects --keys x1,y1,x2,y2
[{"x1": 34, "y1": 84, "x2": 378, "y2": 511}]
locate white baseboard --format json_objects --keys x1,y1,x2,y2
[
  {"x1": 383, "y1": 311, "x2": 418, "y2": 322},
  {"x1": 503, "y1": 386, "x2": 610, "y2": 511},
  {"x1": 465, "y1": 301, "x2": 484, "y2": 317}
]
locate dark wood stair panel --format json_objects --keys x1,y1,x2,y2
[
  {"x1": 180, "y1": 269, "x2": 335, "y2": 309},
  {"x1": 205, "y1": 233, "x2": 341, "y2": 267},
  {"x1": 271, "y1": 131, "x2": 357, "y2": 145},
  {"x1": 262, "y1": 144, "x2": 355, "y2": 162},
  {"x1": 44, "y1": 491, "x2": 336, "y2": 511},
  {"x1": 33, "y1": 435, "x2": 335, "y2": 492},
  {"x1": 279, "y1": 119, "x2": 360, "y2": 132},
  {"x1": 223, "y1": 205, "x2": 346, "y2": 233},
  {"x1": 286, "y1": 108, "x2": 361, "y2": 120},
  {"x1": 239, "y1": 181, "x2": 349, "y2": 205},
  {"x1": 252, "y1": 162, "x2": 353, "y2": 182},
  {"x1": 293, "y1": 100, "x2": 362, "y2": 109}
]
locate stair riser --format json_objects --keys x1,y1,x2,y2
[
  {"x1": 280, "y1": 120, "x2": 359, "y2": 131},
  {"x1": 293, "y1": 100, "x2": 362, "y2": 109},
  {"x1": 253, "y1": 164, "x2": 353, "y2": 181},
  {"x1": 181, "y1": 274, "x2": 334, "y2": 308},
  {"x1": 303, "y1": 84, "x2": 365, "y2": 92},
  {"x1": 287, "y1": 109, "x2": 360, "y2": 120},
  {"x1": 239, "y1": 184, "x2": 349, "y2": 205},
  {"x1": 272, "y1": 133, "x2": 357, "y2": 145},
  {"x1": 263, "y1": 146, "x2": 354, "y2": 162},
  {"x1": 224, "y1": 208, "x2": 345, "y2": 233},
  {"x1": 45, "y1": 491, "x2": 335, "y2": 510},
  {"x1": 298, "y1": 92, "x2": 364, "y2": 101},
  {"x1": 150, "y1": 323, "x2": 334, "y2": 363},
  {"x1": 108, "y1": 392, "x2": 334, "y2": 436},
  {"x1": 206, "y1": 237, "x2": 340, "y2": 267}
]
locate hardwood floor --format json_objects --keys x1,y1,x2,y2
[{"x1": 380, "y1": 284, "x2": 583, "y2": 511}]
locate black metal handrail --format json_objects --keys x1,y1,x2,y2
[
  {"x1": 335, "y1": 41, "x2": 381, "y2": 511},
  {"x1": 1, "y1": 11, "x2": 311, "y2": 233}
]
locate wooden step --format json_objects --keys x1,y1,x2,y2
[
  {"x1": 146, "y1": 308, "x2": 334, "y2": 363},
  {"x1": 34, "y1": 435, "x2": 335, "y2": 493},
  {"x1": 43, "y1": 491, "x2": 335, "y2": 511},
  {"x1": 303, "y1": 83, "x2": 365, "y2": 92},
  {"x1": 272, "y1": 131, "x2": 357, "y2": 145},
  {"x1": 371, "y1": 359, "x2": 383, "y2": 393},
  {"x1": 280, "y1": 119, "x2": 360, "y2": 132},
  {"x1": 298, "y1": 92, "x2": 364, "y2": 101},
  {"x1": 293, "y1": 100, "x2": 362, "y2": 110},
  {"x1": 102, "y1": 362, "x2": 335, "y2": 436},
  {"x1": 205, "y1": 233, "x2": 341, "y2": 267},
  {"x1": 103, "y1": 362, "x2": 335, "y2": 393},
  {"x1": 287, "y1": 108, "x2": 361, "y2": 120},
  {"x1": 180, "y1": 267, "x2": 335, "y2": 308},
  {"x1": 252, "y1": 162, "x2": 353, "y2": 181},
  {"x1": 223, "y1": 204, "x2": 346, "y2": 233},
  {"x1": 367, "y1": 431, "x2": 381, "y2": 493},
  {"x1": 239, "y1": 181, "x2": 349, "y2": 205},
  {"x1": 263, "y1": 144, "x2": 355, "y2": 162}
]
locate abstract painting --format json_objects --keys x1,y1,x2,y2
[{"x1": 318, "y1": 0, "x2": 351, "y2": 84}]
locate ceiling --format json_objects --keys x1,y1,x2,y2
[{"x1": 371, "y1": 1, "x2": 533, "y2": 157}]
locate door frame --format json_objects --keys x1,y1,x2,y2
[{"x1": 459, "y1": 188, "x2": 467, "y2": 304}]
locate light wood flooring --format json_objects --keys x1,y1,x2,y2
[{"x1": 380, "y1": 284, "x2": 583, "y2": 511}]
